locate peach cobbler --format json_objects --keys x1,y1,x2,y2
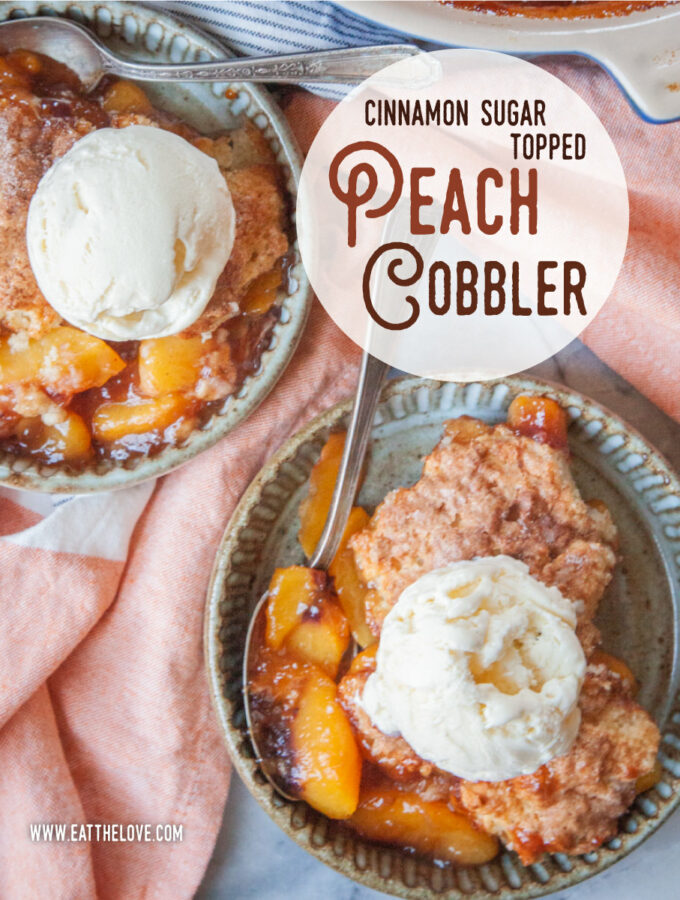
[
  {"x1": 247, "y1": 395, "x2": 661, "y2": 867},
  {"x1": 0, "y1": 50, "x2": 289, "y2": 466}
]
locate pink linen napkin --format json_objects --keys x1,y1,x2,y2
[
  {"x1": 539, "y1": 57, "x2": 680, "y2": 425},
  {"x1": 0, "y1": 94, "x2": 359, "y2": 896},
  {"x1": 0, "y1": 61, "x2": 678, "y2": 900}
]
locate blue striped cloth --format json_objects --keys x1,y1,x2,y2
[{"x1": 157, "y1": 1, "x2": 414, "y2": 99}]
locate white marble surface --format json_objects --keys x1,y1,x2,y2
[{"x1": 197, "y1": 338, "x2": 680, "y2": 900}]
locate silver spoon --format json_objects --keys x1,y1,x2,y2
[
  {"x1": 243, "y1": 350, "x2": 388, "y2": 801},
  {"x1": 0, "y1": 16, "x2": 425, "y2": 90}
]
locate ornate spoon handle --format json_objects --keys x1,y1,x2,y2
[{"x1": 101, "y1": 44, "x2": 423, "y2": 85}]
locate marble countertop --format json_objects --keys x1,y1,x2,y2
[{"x1": 198, "y1": 337, "x2": 680, "y2": 900}]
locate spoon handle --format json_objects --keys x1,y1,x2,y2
[
  {"x1": 102, "y1": 44, "x2": 421, "y2": 85},
  {"x1": 309, "y1": 352, "x2": 388, "y2": 571}
]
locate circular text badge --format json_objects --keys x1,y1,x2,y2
[{"x1": 297, "y1": 49, "x2": 628, "y2": 380}]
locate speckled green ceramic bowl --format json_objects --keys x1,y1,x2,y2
[
  {"x1": 0, "y1": 1, "x2": 310, "y2": 492},
  {"x1": 206, "y1": 375, "x2": 680, "y2": 899}
]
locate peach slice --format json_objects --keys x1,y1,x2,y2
[
  {"x1": 507, "y1": 394, "x2": 568, "y2": 451},
  {"x1": 350, "y1": 786, "x2": 499, "y2": 866},
  {"x1": 0, "y1": 328, "x2": 125, "y2": 397},
  {"x1": 328, "y1": 506, "x2": 375, "y2": 648},
  {"x1": 0, "y1": 409, "x2": 18, "y2": 439},
  {"x1": 248, "y1": 648, "x2": 320, "y2": 794},
  {"x1": 347, "y1": 643, "x2": 377, "y2": 676},
  {"x1": 298, "y1": 432, "x2": 347, "y2": 558},
  {"x1": 590, "y1": 649, "x2": 637, "y2": 693},
  {"x1": 138, "y1": 335, "x2": 206, "y2": 397},
  {"x1": 140, "y1": 335, "x2": 236, "y2": 403},
  {"x1": 636, "y1": 759, "x2": 662, "y2": 794},
  {"x1": 292, "y1": 667, "x2": 362, "y2": 819},
  {"x1": 444, "y1": 416, "x2": 489, "y2": 443},
  {"x1": 264, "y1": 566, "x2": 328, "y2": 650},
  {"x1": 0, "y1": 53, "x2": 33, "y2": 90},
  {"x1": 285, "y1": 598, "x2": 350, "y2": 679},
  {"x1": 587, "y1": 498, "x2": 610, "y2": 516},
  {"x1": 92, "y1": 393, "x2": 190, "y2": 442},
  {"x1": 242, "y1": 267, "x2": 283, "y2": 316},
  {"x1": 102, "y1": 79, "x2": 153, "y2": 115},
  {"x1": 15, "y1": 412, "x2": 92, "y2": 463}
]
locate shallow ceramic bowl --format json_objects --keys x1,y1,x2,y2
[
  {"x1": 0, "y1": 1, "x2": 310, "y2": 492},
  {"x1": 206, "y1": 374, "x2": 680, "y2": 899}
]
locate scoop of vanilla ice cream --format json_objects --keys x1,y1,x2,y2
[
  {"x1": 26, "y1": 125, "x2": 235, "y2": 341},
  {"x1": 361, "y1": 556, "x2": 586, "y2": 783}
]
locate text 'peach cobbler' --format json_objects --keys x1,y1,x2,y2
[
  {"x1": 0, "y1": 50, "x2": 290, "y2": 466},
  {"x1": 247, "y1": 395, "x2": 661, "y2": 867}
]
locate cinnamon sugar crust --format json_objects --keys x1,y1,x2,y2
[
  {"x1": 350, "y1": 417, "x2": 618, "y2": 653},
  {"x1": 0, "y1": 104, "x2": 89, "y2": 336},
  {"x1": 458, "y1": 662, "x2": 659, "y2": 863}
]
